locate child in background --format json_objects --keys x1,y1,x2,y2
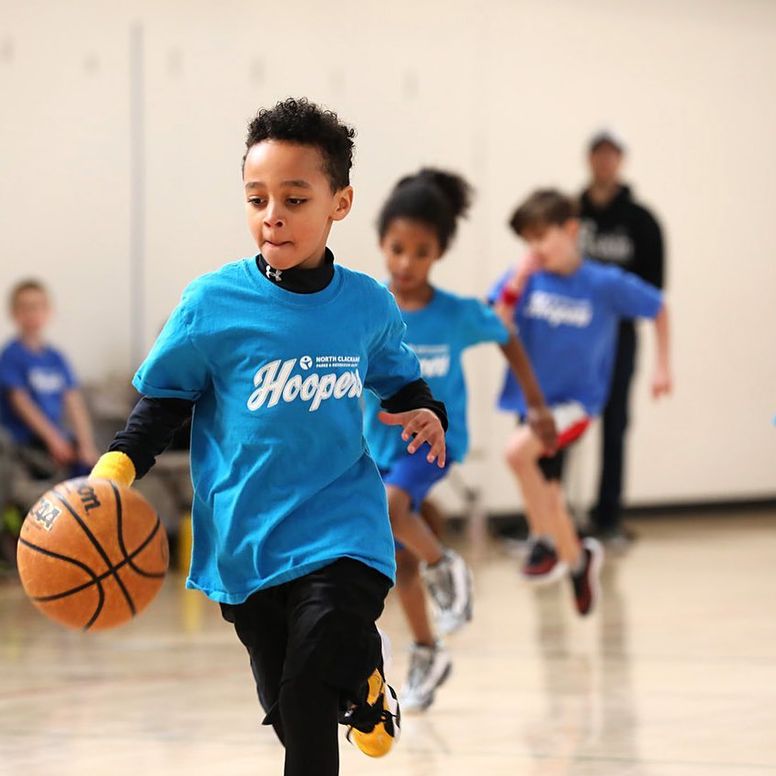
[
  {"x1": 0, "y1": 279, "x2": 99, "y2": 479},
  {"x1": 493, "y1": 189, "x2": 672, "y2": 616},
  {"x1": 363, "y1": 169, "x2": 556, "y2": 711},
  {"x1": 91, "y1": 99, "x2": 449, "y2": 775}
]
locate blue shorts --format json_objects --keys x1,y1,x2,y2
[{"x1": 379, "y1": 454, "x2": 451, "y2": 513}]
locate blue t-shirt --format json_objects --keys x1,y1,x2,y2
[
  {"x1": 134, "y1": 258, "x2": 421, "y2": 604},
  {"x1": 0, "y1": 339, "x2": 77, "y2": 444},
  {"x1": 490, "y1": 260, "x2": 662, "y2": 416},
  {"x1": 364, "y1": 287, "x2": 509, "y2": 468}
]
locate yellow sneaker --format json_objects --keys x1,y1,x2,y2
[{"x1": 344, "y1": 667, "x2": 401, "y2": 757}]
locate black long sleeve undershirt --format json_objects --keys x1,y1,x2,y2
[
  {"x1": 109, "y1": 397, "x2": 193, "y2": 479},
  {"x1": 109, "y1": 379, "x2": 447, "y2": 480},
  {"x1": 379, "y1": 379, "x2": 447, "y2": 431}
]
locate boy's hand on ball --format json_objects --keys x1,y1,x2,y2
[{"x1": 378, "y1": 409, "x2": 447, "y2": 468}]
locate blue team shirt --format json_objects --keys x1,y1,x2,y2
[
  {"x1": 491, "y1": 260, "x2": 662, "y2": 415},
  {"x1": 134, "y1": 258, "x2": 421, "y2": 603},
  {"x1": 364, "y1": 287, "x2": 509, "y2": 468},
  {"x1": 0, "y1": 339, "x2": 77, "y2": 444}
]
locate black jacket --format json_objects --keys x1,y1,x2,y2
[{"x1": 579, "y1": 185, "x2": 665, "y2": 290}]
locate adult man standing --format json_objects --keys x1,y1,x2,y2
[{"x1": 579, "y1": 130, "x2": 666, "y2": 545}]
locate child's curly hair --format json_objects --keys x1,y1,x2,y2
[{"x1": 243, "y1": 98, "x2": 356, "y2": 191}]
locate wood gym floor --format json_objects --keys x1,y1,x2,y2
[{"x1": 1, "y1": 511, "x2": 775, "y2": 776}]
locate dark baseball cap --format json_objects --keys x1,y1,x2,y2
[{"x1": 588, "y1": 128, "x2": 626, "y2": 153}]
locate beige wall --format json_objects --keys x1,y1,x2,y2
[{"x1": 2, "y1": 0, "x2": 775, "y2": 508}]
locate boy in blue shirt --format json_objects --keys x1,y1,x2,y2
[
  {"x1": 364, "y1": 169, "x2": 556, "y2": 711},
  {"x1": 91, "y1": 98, "x2": 448, "y2": 775},
  {"x1": 0, "y1": 280, "x2": 99, "y2": 478},
  {"x1": 493, "y1": 190, "x2": 671, "y2": 616}
]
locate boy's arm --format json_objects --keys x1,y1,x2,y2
[
  {"x1": 378, "y1": 379, "x2": 449, "y2": 467},
  {"x1": 494, "y1": 253, "x2": 540, "y2": 325},
  {"x1": 605, "y1": 266, "x2": 671, "y2": 400},
  {"x1": 499, "y1": 331, "x2": 557, "y2": 452},
  {"x1": 651, "y1": 304, "x2": 672, "y2": 398},
  {"x1": 63, "y1": 389, "x2": 99, "y2": 465},
  {"x1": 6, "y1": 388, "x2": 75, "y2": 464},
  {"x1": 379, "y1": 379, "x2": 447, "y2": 429},
  {"x1": 91, "y1": 397, "x2": 193, "y2": 487}
]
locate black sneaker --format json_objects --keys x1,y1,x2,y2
[
  {"x1": 521, "y1": 538, "x2": 568, "y2": 584},
  {"x1": 570, "y1": 538, "x2": 604, "y2": 616}
]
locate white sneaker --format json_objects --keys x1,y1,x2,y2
[
  {"x1": 401, "y1": 642, "x2": 452, "y2": 712},
  {"x1": 422, "y1": 548, "x2": 473, "y2": 634}
]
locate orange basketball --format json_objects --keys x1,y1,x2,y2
[{"x1": 16, "y1": 477, "x2": 168, "y2": 631}]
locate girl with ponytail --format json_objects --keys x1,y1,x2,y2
[{"x1": 364, "y1": 169, "x2": 556, "y2": 712}]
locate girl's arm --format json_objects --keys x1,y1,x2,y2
[{"x1": 499, "y1": 330, "x2": 557, "y2": 452}]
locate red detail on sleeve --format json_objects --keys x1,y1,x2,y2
[{"x1": 499, "y1": 285, "x2": 520, "y2": 307}]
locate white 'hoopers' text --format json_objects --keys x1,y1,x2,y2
[{"x1": 247, "y1": 358, "x2": 363, "y2": 413}]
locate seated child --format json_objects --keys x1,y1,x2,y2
[{"x1": 0, "y1": 279, "x2": 99, "y2": 482}]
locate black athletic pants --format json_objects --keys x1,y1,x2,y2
[
  {"x1": 220, "y1": 559, "x2": 392, "y2": 776},
  {"x1": 593, "y1": 322, "x2": 637, "y2": 532}
]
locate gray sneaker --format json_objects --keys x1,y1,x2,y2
[
  {"x1": 401, "y1": 643, "x2": 452, "y2": 712},
  {"x1": 421, "y1": 548, "x2": 473, "y2": 634}
]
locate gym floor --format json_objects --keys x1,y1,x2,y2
[{"x1": 1, "y1": 511, "x2": 775, "y2": 776}]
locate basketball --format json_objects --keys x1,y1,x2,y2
[{"x1": 16, "y1": 477, "x2": 168, "y2": 631}]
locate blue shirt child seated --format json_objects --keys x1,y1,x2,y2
[{"x1": 0, "y1": 279, "x2": 98, "y2": 479}]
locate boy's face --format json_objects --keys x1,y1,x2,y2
[
  {"x1": 381, "y1": 218, "x2": 441, "y2": 295},
  {"x1": 521, "y1": 220, "x2": 580, "y2": 274},
  {"x1": 243, "y1": 141, "x2": 353, "y2": 270},
  {"x1": 12, "y1": 288, "x2": 51, "y2": 337}
]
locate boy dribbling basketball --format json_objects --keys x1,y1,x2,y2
[{"x1": 90, "y1": 98, "x2": 448, "y2": 776}]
